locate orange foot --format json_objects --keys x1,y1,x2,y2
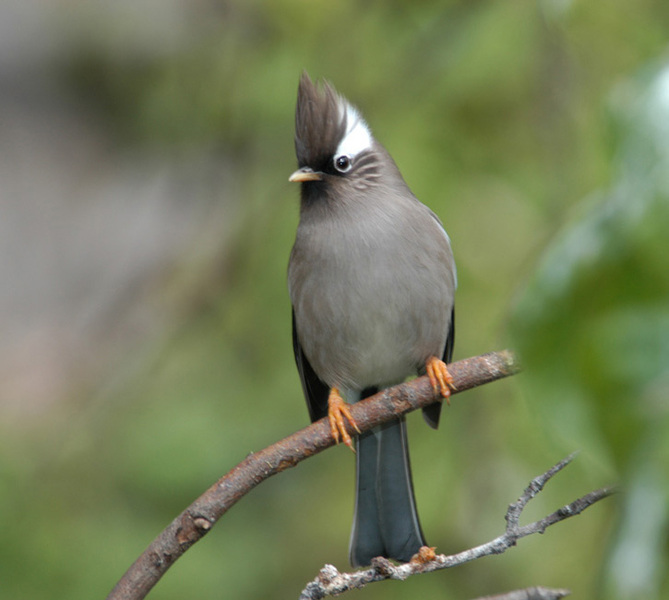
[
  {"x1": 410, "y1": 546, "x2": 437, "y2": 564},
  {"x1": 426, "y1": 356, "x2": 456, "y2": 405},
  {"x1": 328, "y1": 387, "x2": 360, "y2": 451}
]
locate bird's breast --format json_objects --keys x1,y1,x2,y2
[{"x1": 289, "y1": 204, "x2": 455, "y2": 391}]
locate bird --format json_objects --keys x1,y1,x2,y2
[{"x1": 288, "y1": 73, "x2": 456, "y2": 568}]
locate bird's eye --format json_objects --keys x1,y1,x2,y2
[{"x1": 334, "y1": 155, "x2": 352, "y2": 173}]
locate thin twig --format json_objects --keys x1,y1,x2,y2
[
  {"x1": 473, "y1": 587, "x2": 571, "y2": 600},
  {"x1": 106, "y1": 350, "x2": 520, "y2": 600},
  {"x1": 298, "y1": 455, "x2": 615, "y2": 599}
]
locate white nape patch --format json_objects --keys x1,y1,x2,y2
[{"x1": 335, "y1": 100, "x2": 373, "y2": 159}]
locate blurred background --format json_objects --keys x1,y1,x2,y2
[{"x1": 1, "y1": 1, "x2": 668, "y2": 598}]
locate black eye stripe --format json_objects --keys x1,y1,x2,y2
[
  {"x1": 353, "y1": 152, "x2": 376, "y2": 169},
  {"x1": 355, "y1": 155, "x2": 379, "y2": 175},
  {"x1": 330, "y1": 151, "x2": 378, "y2": 177}
]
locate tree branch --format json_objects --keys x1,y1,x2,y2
[
  {"x1": 473, "y1": 587, "x2": 571, "y2": 600},
  {"x1": 106, "y1": 350, "x2": 520, "y2": 600},
  {"x1": 298, "y1": 454, "x2": 615, "y2": 599}
]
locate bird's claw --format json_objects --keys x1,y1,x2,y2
[
  {"x1": 426, "y1": 356, "x2": 456, "y2": 404},
  {"x1": 410, "y1": 546, "x2": 438, "y2": 564},
  {"x1": 328, "y1": 388, "x2": 360, "y2": 452}
]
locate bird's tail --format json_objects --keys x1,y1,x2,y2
[{"x1": 348, "y1": 417, "x2": 426, "y2": 567}]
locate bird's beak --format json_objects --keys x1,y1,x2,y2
[{"x1": 289, "y1": 167, "x2": 323, "y2": 183}]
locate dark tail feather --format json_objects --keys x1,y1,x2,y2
[{"x1": 348, "y1": 418, "x2": 426, "y2": 567}]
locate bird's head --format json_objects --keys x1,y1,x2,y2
[{"x1": 289, "y1": 73, "x2": 381, "y2": 196}]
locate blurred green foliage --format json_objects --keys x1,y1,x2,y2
[{"x1": 2, "y1": 1, "x2": 669, "y2": 599}]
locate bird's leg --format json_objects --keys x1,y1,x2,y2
[
  {"x1": 426, "y1": 356, "x2": 456, "y2": 404},
  {"x1": 328, "y1": 387, "x2": 361, "y2": 451}
]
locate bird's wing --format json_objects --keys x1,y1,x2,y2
[
  {"x1": 443, "y1": 306, "x2": 455, "y2": 364},
  {"x1": 292, "y1": 308, "x2": 330, "y2": 423}
]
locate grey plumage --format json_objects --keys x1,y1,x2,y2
[{"x1": 288, "y1": 73, "x2": 456, "y2": 567}]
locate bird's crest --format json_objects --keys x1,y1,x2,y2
[{"x1": 294, "y1": 73, "x2": 372, "y2": 171}]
